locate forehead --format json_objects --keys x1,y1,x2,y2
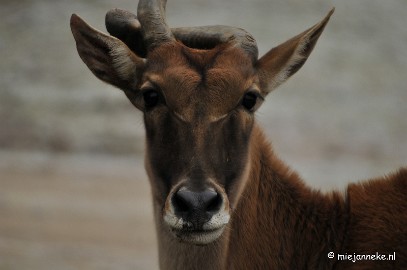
[{"x1": 143, "y1": 43, "x2": 257, "y2": 121}]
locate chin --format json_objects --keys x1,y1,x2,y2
[{"x1": 172, "y1": 226, "x2": 226, "y2": 245}]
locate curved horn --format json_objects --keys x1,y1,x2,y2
[
  {"x1": 137, "y1": 0, "x2": 175, "y2": 50},
  {"x1": 106, "y1": 8, "x2": 258, "y2": 61},
  {"x1": 106, "y1": 8, "x2": 147, "y2": 57},
  {"x1": 172, "y1": 26, "x2": 258, "y2": 61}
]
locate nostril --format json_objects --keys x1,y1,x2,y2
[
  {"x1": 205, "y1": 192, "x2": 222, "y2": 213},
  {"x1": 172, "y1": 191, "x2": 191, "y2": 213}
]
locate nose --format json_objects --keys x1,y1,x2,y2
[{"x1": 172, "y1": 188, "x2": 223, "y2": 229}]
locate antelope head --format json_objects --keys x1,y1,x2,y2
[{"x1": 71, "y1": 0, "x2": 334, "y2": 245}]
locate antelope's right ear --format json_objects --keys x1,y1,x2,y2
[{"x1": 70, "y1": 14, "x2": 145, "y2": 91}]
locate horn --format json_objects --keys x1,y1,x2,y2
[
  {"x1": 106, "y1": 8, "x2": 147, "y2": 57},
  {"x1": 106, "y1": 8, "x2": 258, "y2": 61},
  {"x1": 172, "y1": 26, "x2": 258, "y2": 61},
  {"x1": 137, "y1": 0, "x2": 175, "y2": 50}
]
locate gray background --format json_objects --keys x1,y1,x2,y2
[{"x1": 1, "y1": 0, "x2": 406, "y2": 269}]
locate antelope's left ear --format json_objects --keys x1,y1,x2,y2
[{"x1": 257, "y1": 8, "x2": 334, "y2": 95}]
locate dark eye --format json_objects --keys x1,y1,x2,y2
[
  {"x1": 241, "y1": 92, "x2": 258, "y2": 111},
  {"x1": 143, "y1": 90, "x2": 160, "y2": 109}
]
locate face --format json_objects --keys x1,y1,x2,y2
[
  {"x1": 131, "y1": 43, "x2": 263, "y2": 244},
  {"x1": 71, "y1": 6, "x2": 332, "y2": 246}
]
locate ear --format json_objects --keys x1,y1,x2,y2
[
  {"x1": 70, "y1": 14, "x2": 145, "y2": 91},
  {"x1": 257, "y1": 8, "x2": 334, "y2": 94}
]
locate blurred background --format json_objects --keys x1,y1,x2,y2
[{"x1": 1, "y1": 0, "x2": 406, "y2": 269}]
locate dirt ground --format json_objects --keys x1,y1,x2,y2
[{"x1": 1, "y1": 0, "x2": 406, "y2": 269}]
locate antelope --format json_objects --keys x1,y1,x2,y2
[{"x1": 70, "y1": 1, "x2": 407, "y2": 269}]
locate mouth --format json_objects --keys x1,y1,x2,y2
[
  {"x1": 163, "y1": 211, "x2": 230, "y2": 245},
  {"x1": 171, "y1": 226, "x2": 226, "y2": 245}
]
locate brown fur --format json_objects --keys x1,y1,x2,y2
[
  {"x1": 152, "y1": 123, "x2": 407, "y2": 269},
  {"x1": 224, "y1": 125, "x2": 407, "y2": 269},
  {"x1": 70, "y1": 6, "x2": 407, "y2": 269}
]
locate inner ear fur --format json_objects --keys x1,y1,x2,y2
[
  {"x1": 70, "y1": 14, "x2": 145, "y2": 91},
  {"x1": 257, "y1": 8, "x2": 334, "y2": 94}
]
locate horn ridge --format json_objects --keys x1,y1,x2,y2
[
  {"x1": 137, "y1": 0, "x2": 175, "y2": 50},
  {"x1": 172, "y1": 26, "x2": 258, "y2": 61}
]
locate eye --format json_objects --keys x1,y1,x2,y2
[
  {"x1": 241, "y1": 92, "x2": 258, "y2": 111},
  {"x1": 143, "y1": 89, "x2": 160, "y2": 109}
]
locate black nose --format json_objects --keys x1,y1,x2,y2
[{"x1": 172, "y1": 188, "x2": 223, "y2": 228}]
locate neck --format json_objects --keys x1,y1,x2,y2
[{"x1": 155, "y1": 124, "x2": 348, "y2": 270}]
